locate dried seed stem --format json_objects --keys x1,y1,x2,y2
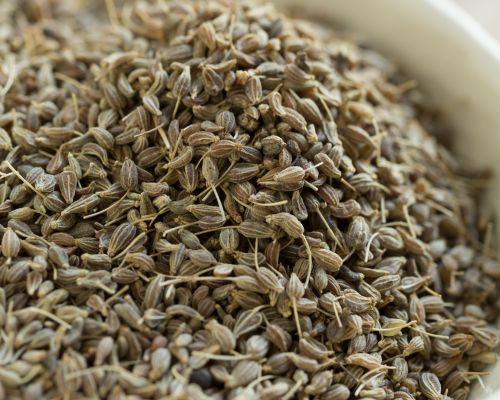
[
  {"x1": 282, "y1": 379, "x2": 302, "y2": 400},
  {"x1": 112, "y1": 231, "x2": 147, "y2": 260},
  {"x1": 66, "y1": 365, "x2": 129, "y2": 380},
  {"x1": 211, "y1": 185, "x2": 226, "y2": 220},
  {"x1": 303, "y1": 181, "x2": 318, "y2": 191},
  {"x1": 254, "y1": 238, "x2": 260, "y2": 271},
  {"x1": 318, "y1": 95, "x2": 334, "y2": 122},
  {"x1": 340, "y1": 178, "x2": 357, "y2": 193},
  {"x1": 248, "y1": 199, "x2": 288, "y2": 207},
  {"x1": 301, "y1": 234, "x2": 313, "y2": 288},
  {"x1": 171, "y1": 364, "x2": 188, "y2": 384},
  {"x1": 410, "y1": 327, "x2": 449, "y2": 340},
  {"x1": 162, "y1": 222, "x2": 199, "y2": 237},
  {"x1": 364, "y1": 232, "x2": 379, "y2": 263},
  {"x1": 105, "y1": 0, "x2": 120, "y2": 26},
  {"x1": 106, "y1": 285, "x2": 130, "y2": 304},
  {"x1": 402, "y1": 204, "x2": 416, "y2": 238},
  {"x1": 194, "y1": 226, "x2": 238, "y2": 236},
  {"x1": 372, "y1": 320, "x2": 415, "y2": 334},
  {"x1": 247, "y1": 375, "x2": 275, "y2": 388},
  {"x1": 380, "y1": 196, "x2": 386, "y2": 223},
  {"x1": 0, "y1": 54, "x2": 16, "y2": 96},
  {"x1": 84, "y1": 191, "x2": 128, "y2": 219},
  {"x1": 135, "y1": 121, "x2": 167, "y2": 137},
  {"x1": 355, "y1": 371, "x2": 385, "y2": 397},
  {"x1": 4, "y1": 161, "x2": 46, "y2": 198},
  {"x1": 104, "y1": 214, "x2": 128, "y2": 227},
  {"x1": 230, "y1": 194, "x2": 251, "y2": 209},
  {"x1": 14, "y1": 307, "x2": 71, "y2": 330},
  {"x1": 423, "y1": 286, "x2": 442, "y2": 297},
  {"x1": 198, "y1": 161, "x2": 237, "y2": 201},
  {"x1": 315, "y1": 207, "x2": 345, "y2": 252},
  {"x1": 54, "y1": 72, "x2": 91, "y2": 92},
  {"x1": 291, "y1": 298, "x2": 302, "y2": 339},
  {"x1": 191, "y1": 351, "x2": 252, "y2": 361},
  {"x1": 172, "y1": 96, "x2": 181, "y2": 119},
  {"x1": 160, "y1": 276, "x2": 231, "y2": 287}
]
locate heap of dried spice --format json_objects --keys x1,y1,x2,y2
[{"x1": 0, "y1": 0, "x2": 499, "y2": 399}]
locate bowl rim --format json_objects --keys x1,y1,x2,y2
[{"x1": 426, "y1": 0, "x2": 500, "y2": 66}]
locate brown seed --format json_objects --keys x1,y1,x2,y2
[
  {"x1": 206, "y1": 319, "x2": 236, "y2": 353},
  {"x1": 188, "y1": 248, "x2": 217, "y2": 267},
  {"x1": 265, "y1": 212, "x2": 304, "y2": 239},
  {"x1": 342, "y1": 290, "x2": 374, "y2": 313},
  {"x1": 305, "y1": 370, "x2": 333, "y2": 395},
  {"x1": 149, "y1": 348, "x2": 172, "y2": 380},
  {"x1": 314, "y1": 152, "x2": 341, "y2": 179},
  {"x1": 120, "y1": 159, "x2": 139, "y2": 191},
  {"x1": 346, "y1": 216, "x2": 370, "y2": 250},
  {"x1": 257, "y1": 267, "x2": 283, "y2": 292},
  {"x1": 219, "y1": 228, "x2": 239, "y2": 253},
  {"x1": 108, "y1": 223, "x2": 137, "y2": 257},
  {"x1": 419, "y1": 372, "x2": 442, "y2": 400},
  {"x1": 287, "y1": 353, "x2": 319, "y2": 372},
  {"x1": 286, "y1": 273, "x2": 304, "y2": 300},
  {"x1": 329, "y1": 200, "x2": 361, "y2": 218},
  {"x1": 89, "y1": 127, "x2": 115, "y2": 150},
  {"x1": 311, "y1": 248, "x2": 342, "y2": 272},
  {"x1": 56, "y1": 171, "x2": 77, "y2": 204},
  {"x1": 272, "y1": 166, "x2": 305, "y2": 183},
  {"x1": 143, "y1": 95, "x2": 162, "y2": 116},
  {"x1": 202, "y1": 66, "x2": 224, "y2": 96},
  {"x1": 225, "y1": 360, "x2": 261, "y2": 388},
  {"x1": 321, "y1": 384, "x2": 350, "y2": 400},
  {"x1": 198, "y1": 21, "x2": 217, "y2": 50},
  {"x1": 237, "y1": 220, "x2": 276, "y2": 239},
  {"x1": 2, "y1": 228, "x2": 20, "y2": 259},
  {"x1": 233, "y1": 310, "x2": 263, "y2": 338},
  {"x1": 245, "y1": 76, "x2": 262, "y2": 104},
  {"x1": 173, "y1": 66, "x2": 191, "y2": 98},
  {"x1": 226, "y1": 163, "x2": 260, "y2": 183},
  {"x1": 345, "y1": 352, "x2": 382, "y2": 369},
  {"x1": 266, "y1": 323, "x2": 292, "y2": 352}
]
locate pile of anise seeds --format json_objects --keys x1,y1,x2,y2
[{"x1": 0, "y1": 0, "x2": 499, "y2": 399}]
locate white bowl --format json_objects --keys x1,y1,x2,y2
[{"x1": 272, "y1": 0, "x2": 500, "y2": 398}]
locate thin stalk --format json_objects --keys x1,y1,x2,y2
[
  {"x1": 105, "y1": 0, "x2": 120, "y2": 26},
  {"x1": 249, "y1": 199, "x2": 288, "y2": 207},
  {"x1": 4, "y1": 161, "x2": 46, "y2": 198},
  {"x1": 14, "y1": 307, "x2": 71, "y2": 330},
  {"x1": 364, "y1": 232, "x2": 379, "y2": 263},
  {"x1": 191, "y1": 351, "x2": 252, "y2": 361},
  {"x1": 162, "y1": 222, "x2": 198, "y2": 237},
  {"x1": 84, "y1": 191, "x2": 128, "y2": 219},
  {"x1": 402, "y1": 204, "x2": 416, "y2": 238},
  {"x1": 315, "y1": 207, "x2": 345, "y2": 252},
  {"x1": 301, "y1": 234, "x2": 313, "y2": 288},
  {"x1": 254, "y1": 238, "x2": 260, "y2": 271},
  {"x1": 291, "y1": 298, "x2": 302, "y2": 339},
  {"x1": 106, "y1": 285, "x2": 129, "y2": 304},
  {"x1": 112, "y1": 231, "x2": 147, "y2": 260},
  {"x1": 211, "y1": 184, "x2": 226, "y2": 220}
]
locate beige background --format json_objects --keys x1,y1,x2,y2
[{"x1": 456, "y1": 0, "x2": 500, "y2": 40}]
